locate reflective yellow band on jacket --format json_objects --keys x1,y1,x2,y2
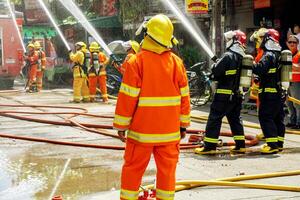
[
  {"x1": 233, "y1": 135, "x2": 245, "y2": 141},
  {"x1": 119, "y1": 83, "x2": 140, "y2": 97},
  {"x1": 266, "y1": 137, "x2": 278, "y2": 143},
  {"x1": 114, "y1": 115, "x2": 132, "y2": 126},
  {"x1": 204, "y1": 137, "x2": 219, "y2": 144},
  {"x1": 120, "y1": 189, "x2": 139, "y2": 200},
  {"x1": 99, "y1": 71, "x2": 106, "y2": 76},
  {"x1": 278, "y1": 136, "x2": 284, "y2": 142},
  {"x1": 216, "y1": 89, "x2": 232, "y2": 95},
  {"x1": 180, "y1": 86, "x2": 189, "y2": 97},
  {"x1": 156, "y1": 189, "x2": 175, "y2": 200},
  {"x1": 258, "y1": 88, "x2": 277, "y2": 93},
  {"x1": 180, "y1": 114, "x2": 190, "y2": 123},
  {"x1": 268, "y1": 68, "x2": 277, "y2": 73},
  {"x1": 127, "y1": 130, "x2": 180, "y2": 143},
  {"x1": 102, "y1": 94, "x2": 108, "y2": 98},
  {"x1": 225, "y1": 69, "x2": 237, "y2": 75},
  {"x1": 138, "y1": 96, "x2": 181, "y2": 107}
]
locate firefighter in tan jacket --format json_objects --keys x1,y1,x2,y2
[{"x1": 69, "y1": 42, "x2": 90, "y2": 103}]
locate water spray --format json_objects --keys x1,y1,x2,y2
[
  {"x1": 36, "y1": 0, "x2": 71, "y2": 51},
  {"x1": 6, "y1": 0, "x2": 26, "y2": 52},
  {"x1": 161, "y1": 0, "x2": 217, "y2": 61},
  {"x1": 58, "y1": 0, "x2": 112, "y2": 55}
]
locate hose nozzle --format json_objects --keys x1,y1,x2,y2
[{"x1": 211, "y1": 55, "x2": 218, "y2": 63}]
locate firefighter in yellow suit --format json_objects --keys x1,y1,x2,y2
[{"x1": 69, "y1": 42, "x2": 90, "y2": 103}]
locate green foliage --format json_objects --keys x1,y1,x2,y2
[
  {"x1": 119, "y1": 0, "x2": 147, "y2": 23},
  {"x1": 179, "y1": 46, "x2": 205, "y2": 67}
]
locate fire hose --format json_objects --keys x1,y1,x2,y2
[
  {"x1": 0, "y1": 104, "x2": 203, "y2": 150},
  {"x1": 138, "y1": 169, "x2": 300, "y2": 199}
]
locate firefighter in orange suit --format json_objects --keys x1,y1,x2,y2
[
  {"x1": 34, "y1": 41, "x2": 46, "y2": 92},
  {"x1": 113, "y1": 14, "x2": 190, "y2": 200},
  {"x1": 69, "y1": 42, "x2": 90, "y2": 103},
  {"x1": 119, "y1": 40, "x2": 140, "y2": 74},
  {"x1": 24, "y1": 43, "x2": 39, "y2": 93},
  {"x1": 88, "y1": 42, "x2": 109, "y2": 103}
]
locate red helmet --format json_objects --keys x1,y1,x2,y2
[
  {"x1": 233, "y1": 30, "x2": 247, "y2": 46},
  {"x1": 267, "y1": 29, "x2": 280, "y2": 42}
]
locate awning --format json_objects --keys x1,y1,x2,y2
[{"x1": 23, "y1": 26, "x2": 57, "y2": 39}]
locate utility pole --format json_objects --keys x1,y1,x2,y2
[
  {"x1": 211, "y1": 0, "x2": 222, "y2": 57},
  {"x1": 21, "y1": 0, "x2": 27, "y2": 25}
]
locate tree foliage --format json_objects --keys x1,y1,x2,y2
[{"x1": 119, "y1": 0, "x2": 147, "y2": 23}]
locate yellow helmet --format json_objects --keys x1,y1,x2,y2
[
  {"x1": 129, "y1": 40, "x2": 140, "y2": 54},
  {"x1": 75, "y1": 41, "x2": 87, "y2": 49},
  {"x1": 27, "y1": 43, "x2": 35, "y2": 49},
  {"x1": 34, "y1": 41, "x2": 41, "y2": 49},
  {"x1": 250, "y1": 28, "x2": 268, "y2": 49},
  {"x1": 145, "y1": 14, "x2": 175, "y2": 48},
  {"x1": 89, "y1": 41, "x2": 100, "y2": 52}
]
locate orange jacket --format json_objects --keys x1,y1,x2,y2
[
  {"x1": 89, "y1": 51, "x2": 108, "y2": 76},
  {"x1": 26, "y1": 51, "x2": 39, "y2": 67},
  {"x1": 37, "y1": 50, "x2": 46, "y2": 71},
  {"x1": 120, "y1": 53, "x2": 134, "y2": 75},
  {"x1": 292, "y1": 51, "x2": 300, "y2": 82},
  {"x1": 255, "y1": 48, "x2": 264, "y2": 63},
  {"x1": 113, "y1": 50, "x2": 190, "y2": 145}
]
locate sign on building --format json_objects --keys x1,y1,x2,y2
[
  {"x1": 185, "y1": 0, "x2": 208, "y2": 14},
  {"x1": 254, "y1": 0, "x2": 271, "y2": 9}
]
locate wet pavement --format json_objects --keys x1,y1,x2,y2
[{"x1": 1, "y1": 87, "x2": 300, "y2": 200}]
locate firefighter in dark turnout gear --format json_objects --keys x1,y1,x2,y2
[
  {"x1": 195, "y1": 30, "x2": 247, "y2": 155},
  {"x1": 252, "y1": 29, "x2": 285, "y2": 154}
]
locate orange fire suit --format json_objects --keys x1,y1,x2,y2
[
  {"x1": 25, "y1": 51, "x2": 39, "y2": 91},
  {"x1": 89, "y1": 52, "x2": 109, "y2": 102},
  {"x1": 113, "y1": 50, "x2": 190, "y2": 200},
  {"x1": 119, "y1": 53, "x2": 134, "y2": 75},
  {"x1": 69, "y1": 50, "x2": 90, "y2": 102},
  {"x1": 250, "y1": 48, "x2": 264, "y2": 105},
  {"x1": 36, "y1": 49, "x2": 46, "y2": 92}
]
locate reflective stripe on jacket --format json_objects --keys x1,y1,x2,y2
[{"x1": 113, "y1": 50, "x2": 190, "y2": 145}]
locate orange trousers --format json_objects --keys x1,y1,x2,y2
[
  {"x1": 28, "y1": 65, "x2": 37, "y2": 90},
  {"x1": 36, "y1": 70, "x2": 43, "y2": 92},
  {"x1": 120, "y1": 140, "x2": 179, "y2": 200},
  {"x1": 88, "y1": 74, "x2": 108, "y2": 101}
]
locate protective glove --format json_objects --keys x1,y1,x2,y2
[
  {"x1": 118, "y1": 130, "x2": 126, "y2": 142},
  {"x1": 180, "y1": 127, "x2": 186, "y2": 139}
]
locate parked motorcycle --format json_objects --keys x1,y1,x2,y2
[{"x1": 187, "y1": 62, "x2": 213, "y2": 106}]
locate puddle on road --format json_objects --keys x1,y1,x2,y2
[
  {"x1": 0, "y1": 149, "x2": 156, "y2": 200},
  {"x1": 0, "y1": 150, "x2": 46, "y2": 200}
]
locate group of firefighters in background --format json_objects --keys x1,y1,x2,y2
[
  {"x1": 24, "y1": 38, "x2": 141, "y2": 103},
  {"x1": 24, "y1": 41, "x2": 46, "y2": 93},
  {"x1": 68, "y1": 40, "x2": 140, "y2": 103}
]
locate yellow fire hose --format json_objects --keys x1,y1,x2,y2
[{"x1": 142, "y1": 170, "x2": 300, "y2": 193}]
